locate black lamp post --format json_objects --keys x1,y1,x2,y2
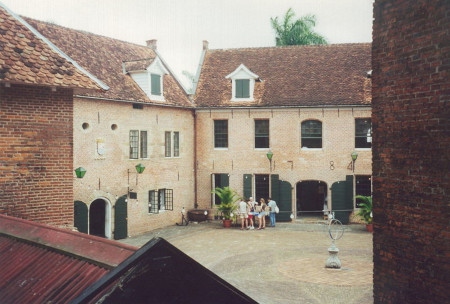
[
  {"x1": 128, "y1": 163, "x2": 146, "y2": 198},
  {"x1": 351, "y1": 151, "x2": 358, "y2": 172},
  {"x1": 266, "y1": 150, "x2": 273, "y2": 171},
  {"x1": 74, "y1": 167, "x2": 86, "y2": 178}
]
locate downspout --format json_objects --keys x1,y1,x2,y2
[
  {"x1": 192, "y1": 40, "x2": 208, "y2": 208},
  {"x1": 193, "y1": 110, "x2": 198, "y2": 208}
]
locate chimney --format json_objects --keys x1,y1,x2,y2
[
  {"x1": 202, "y1": 40, "x2": 209, "y2": 50},
  {"x1": 146, "y1": 39, "x2": 157, "y2": 50}
]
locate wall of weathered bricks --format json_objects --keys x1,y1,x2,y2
[
  {"x1": 73, "y1": 98, "x2": 195, "y2": 237},
  {"x1": 0, "y1": 84, "x2": 74, "y2": 227},
  {"x1": 195, "y1": 107, "x2": 373, "y2": 212},
  {"x1": 372, "y1": 0, "x2": 449, "y2": 302}
]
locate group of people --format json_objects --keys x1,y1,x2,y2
[{"x1": 238, "y1": 196, "x2": 278, "y2": 230}]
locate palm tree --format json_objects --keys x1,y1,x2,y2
[
  {"x1": 356, "y1": 195, "x2": 373, "y2": 224},
  {"x1": 270, "y1": 8, "x2": 327, "y2": 46},
  {"x1": 212, "y1": 187, "x2": 239, "y2": 220}
]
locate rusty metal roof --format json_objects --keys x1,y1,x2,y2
[{"x1": 0, "y1": 214, "x2": 137, "y2": 303}]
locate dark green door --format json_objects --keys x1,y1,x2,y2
[
  {"x1": 271, "y1": 175, "x2": 292, "y2": 222},
  {"x1": 331, "y1": 176, "x2": 353, "y2": 224},
  {"x1": 114, "y1": 195, "x2": 128, "y2": 240},
  {"x1": 74, "y1": 200, "x2": 88, "y2": 233}
]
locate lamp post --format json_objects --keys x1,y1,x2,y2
[
  {"x1": 351, "y1": 151, "x2": 358, "y2": 172},
  {"x1": 129, "y1": 163, "x2": 145, "y2": 185},
  {"x1": 128, "y1": 163, "x2": 146, "y2": 198},
  {"x1": 266, "y1": 150, "x2": 273, "y2": 171}
]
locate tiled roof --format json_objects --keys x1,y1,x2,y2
[
  {"x1": 0, "y1": 214, "x2": 137, "y2": 303},
  {"x1": 0, "y1": 4, "x2": 104, "y2": 91},
  {"x1": 24, "y1": 18, "x2": 193, "y2": 107},
  {"x1": 194, "y1": 43, "x2": 372, "y2": 107}
]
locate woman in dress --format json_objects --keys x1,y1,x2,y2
[{"x1": 257, "y1": 198, "x2": 267, "y2": 230}]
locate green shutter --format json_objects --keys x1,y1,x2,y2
[
  {"x1": 151, "y1": 74, "x2": 161, "y2": 95},
  {"x1": 330, "y1": 177, "x2": 354, "y2": 224},
  {"x1": 114, "y1": 195, "x2": 128, "y2": 240},
  {"x1": 243, "y1": 174, "x2": 253, "y2": 199},
  {"x1": 242, "y1": 79, "x2": 250, "y2": 98},
  {"x1": 278, "y1": 180, "x2": 293, "y2": 221},
  {"x1": 236, "y1": 79, "x2": 243, "y2": 98},
  {"x1": 271, "y1": 174, "x2": 280, "y2": 201},
  {"x1": 221, "y1": 174, "x2": 229, "y2": 187},
  {"x1": 235, "y1": 79, "x2": 250, "y2": 98},
  {"x1": 74, "y1": 201, "x2": 88, "y2": 234}
]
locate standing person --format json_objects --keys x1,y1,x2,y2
[
  {"x1": 268, "y1": 197, "x2": 278, "y2": 227},
  {"x1": 247, "y1": 198, "x2": 255, "y2": 229},
  {"x1": 239, "y1": 198, "x2": 249, "y2": 230},
  {"x1": 257, "y1": 198, "x2": 267, "y2": 230}
]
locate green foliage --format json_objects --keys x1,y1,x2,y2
[
  {"x1": 270, "y1": 8, "x2": 327, "y2": 46},
  {"x1": 356, "y1": 195, "x2": 373, "y2": 224},
  {"x1": 212, "y1": 187, "x2": 239, "y2": 220}
]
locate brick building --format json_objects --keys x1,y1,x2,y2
[
  {"x1": 0, "y1": 4, "x2": 104, "y2": 227},
  {"x1": 24, "y1": 18, "x2": 196, "y2": 238},
  {"x1": 2, "y1": 2, "x2": 373, "y2": 239},
  {"x1": 193, "y1": 42, "x2": 372, "y2": 222},
  {"x1": 372, "y1": 0, "x2": 449, "y2": 302}
]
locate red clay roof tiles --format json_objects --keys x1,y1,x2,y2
[
  {"x1": 0, "y1": 4, "x2": 105, "y2": 91},
  {"x1": 194, "y1": 43, "x2": 372, "y2": 108},
  {"x1": 24, "y1": 18, "x2": 193, "y2": 107}
]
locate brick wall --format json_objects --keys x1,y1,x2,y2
[
  {"x1": 372, "y1": 0, "x2": 449, "y2": 302},
  {"x1": 73, "y1": 98, "x2": 195, "y2": 237},
  {"x1": 195, "y1": 107, "x2": 372, "y2": 211},
  {"x1": 0, "y1": 84, "x2": 74, "y2": 227}
]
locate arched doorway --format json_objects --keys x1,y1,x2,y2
[
  {"x1": 89, "y1": 198, "x2": 111, "y2": 238},
  {"x1": 296, "y1": 180, "x2": 328, "y2": 218}
]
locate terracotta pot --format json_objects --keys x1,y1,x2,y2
[
  {"x1": 366, "y1": 223, "x2": 373, "y2": 233},
  {"x1": 223, "y1": 219, "x2": 232, "y2": 228}
]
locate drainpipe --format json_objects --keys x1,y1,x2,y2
[{"x1": 193, "y1": 110, "x2": 198, "y2": 208}]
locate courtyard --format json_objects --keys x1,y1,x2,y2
[{"x1": 120, "y1": 220, "x2": 373, "y2": 304}]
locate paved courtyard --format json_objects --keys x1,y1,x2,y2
[{"x1": 119, "y1": 220, "x2": 373, "y2": 304}]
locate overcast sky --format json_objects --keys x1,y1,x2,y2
[{"x1": 1, "y1": 0, "x2": 374, "y2": 87}]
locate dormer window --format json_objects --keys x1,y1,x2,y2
[
  {"x1": 127, "y1": 57, "x2": 168, "y2": 101},
  {"x1": 226, "y1": 64, "x2": 259, "y2": 101}
]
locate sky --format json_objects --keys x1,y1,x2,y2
[{"x1": 1, "y1": 0, "x2": 374, "y2": 87}]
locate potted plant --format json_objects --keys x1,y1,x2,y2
[
  {"x1": 212, "y1": 186, "x2": 239, "y2": 228},
  {"x1": 356, "y1": 195, "x2": 373, "y2": 232}
]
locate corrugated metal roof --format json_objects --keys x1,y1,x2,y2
[{"x1": 0, "y1": 214, "x2": 137, "y2": 303}]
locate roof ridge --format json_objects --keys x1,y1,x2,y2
[{"x1": 207, "y1": 42, "x2": 372, "y2": 52}]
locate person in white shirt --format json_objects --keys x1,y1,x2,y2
[
  {"x1": 268, "y1": 197, "x2": 278, "y2": 227},
  {"x1": 239, "y1": 198, "x2": 249, "y2": 230}
]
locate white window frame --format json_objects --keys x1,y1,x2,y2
[
  {"x1": 165, "y1": 131, "x2": 180, "y2": 158},
  {"x1": 129, "y1": 57, "x2": 168, "y2": 101},
  {"x1": 225, "y1": 64, "x2": 259, "y2": 102},
  {"x1": 147, "y1": 58, "x2": 168, "y2": 101}
]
